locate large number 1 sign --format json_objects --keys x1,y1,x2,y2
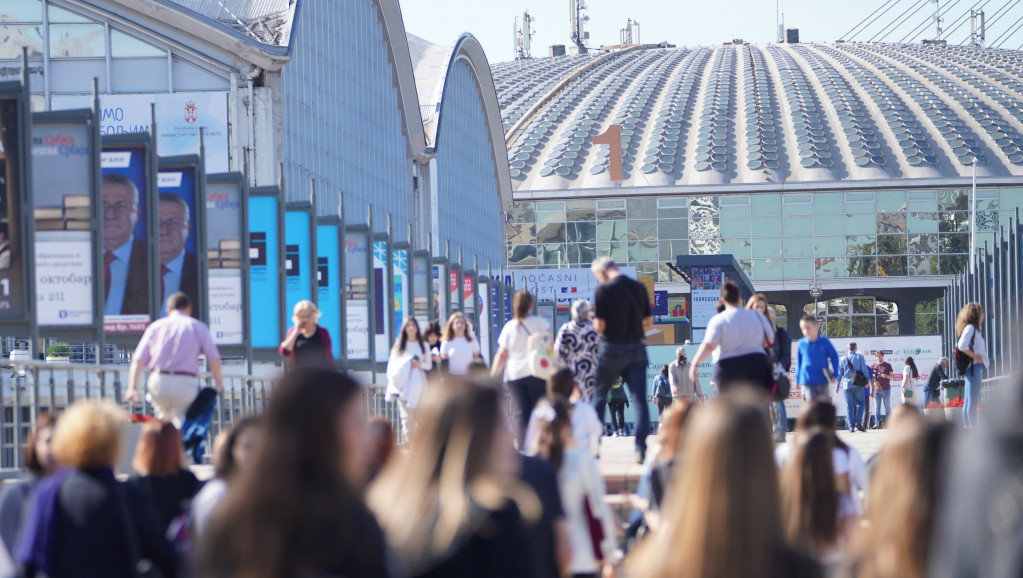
[{"x1": 592, "y1": 124, "x2": 623, "y2": 182}]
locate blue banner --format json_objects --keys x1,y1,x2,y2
[
  {"x1": 316, "y1": 224, "x2": 341, "y2": 360},
  {"x1": 156, "y1": 167, "x2": 199, "y2": 314},
  {"x1": 285, "y1": 210, "x2": 312, "y2": 319},
  {"x1": 101, "y1": 147, "x2": 151, "y2": 331},
  {"x1": 248, "y1": 196, "x2": 279, "y2": 348}
]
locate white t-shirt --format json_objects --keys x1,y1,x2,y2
[
  {"x1": 957, "y1": 323, "x2": 988, "y2": 368},
  {"x1": 497, "y1": 316, "x2": 551, "y2": 381},
  {"x1": 440, "y1": 336, "x2": 480, "y2": 376},
  {"x1": 703, "y1": 306, "x2": 774, "y2": 361},
  {"x1": 523, "y1": 399, "x2": 604, "y2": 458},
  {"x1": 901, "y1": 366, "x2": 924, "y2": 407}
]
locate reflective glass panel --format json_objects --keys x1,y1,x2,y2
[
  {"x1": 596, "y1": 221, "x2": 627, "y2": 242},
  {"x1": 877, "y1": 212, "x2": 907, "y2": 233},
  {"x1": 536, "y1": 223, "x2": 566, "y2": 244},
  {"x1": 782, "y1": 215, "x2": 812, "y2": 237},
  {"x1": 908, "y1": 212, "x2": 939, "y2": 233},
  {"x1": 721, "y1": 238, "x2": 752, "y2": 260},
  {"x1": 814, "y1": 214, "x2": 844, "y2": 235},
  {"x1": 505, "y1": 223, "x2": 535, "y2": 245},
  {"x1": 938, "y1": 212, "x2": 969, "y2": 233},
  {"x1": 848, "y1": 256, "x2": 877, "y2": 276},
  {"x1": 508, "y1": 244, "x2": 538, "y2": 266},
  {"x1": 752, "y1": 237, "x2": 784, "y2": 259},
  {"x1": 815, "y1": 257, "x2": 848, "y2": 278},
  {"x1": 0, "y1": 25, "x2": 43, "y2": 59},
  {"x1": 813, "y1": 193, "x2": 844, "y2": 214},
  {"x1": 908, "y1": 255, "x2": 938, "y2": 275},
  {"x1": 939, "y1": 233, "x2": 968, "y2": 253},
  {"x1": 566, "y1": 222, "x2": 596, "y2": 243},
  {"x1": 49, "y1": 24, "x2": 105, "y2": 58},
  {"x1": 48, "y1": 5, "x2": 90, "y2": 22},
  {"x1": 627, "y1": 198, "x2": 657, "y2": 219},
  {"x1": 814, "y1": 236, "x2": 845, "y2": 256},
  {"x1": 0, "y1": 0, "x2": 42, "y2": 21},
  {"x1": 876, "y1": 190, "x2": 907, "y2": 212},
  {"x1": 878, "y1": 256, "x2": 908, "y2": 276},
  {"x1": 846, "y1": 235, "x2": 876, "y2": 257},
  {"x1": 720, "y1": 216, "x2": 751, "y2": 238},
  {"x1": 938, "y1": 189, "x2": 969, "y2": 211},
  {"x1": 845, "y1": 213, "x2": 875, "y2": 235},
  {"x1": 877, "y1": 234, "x2": 907, "y2": 255},
  {"x1": 940, "y1": 254, "x2": 968, "y2": 274},
  {"x1": 507, "y1": 202, "x2": 536, "y2": 224},
  {"x1": 751, "y1": 194, "x2": 781, "y2": 216},
  {"x1": 659, "y1": 240, "x2": 689, "y2": 261},
  {"x1": 658, "y1": 218, "x2": 688, "y2": 239}
]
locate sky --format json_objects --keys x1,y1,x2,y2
[{"x1": 398, "y1": 0, "x2": 981, "y2": 63}]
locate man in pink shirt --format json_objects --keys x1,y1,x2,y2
[{"x1": 127, "y1": 292, "x2": 223, "y2": 426}]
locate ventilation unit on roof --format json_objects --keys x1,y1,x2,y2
[
  {"x1": 550, "y1": 44, "x2": 567, "y2": 57},
  {"x1": 922, "y1": 39, "x2": 948, "y2": 46},
  {"x1": 786, "y1": 28, "x2": 800, "y2": 43}
]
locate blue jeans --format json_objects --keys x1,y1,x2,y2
[
  {"x1": 593, "y1": 341, "x2": 649, "y2": 452},
  {"x1": 774, "y1": 401, "x2": 787, "y2": 436},
  {"x1": 844, "y1": 386, "x2": 866, "y2": 431},
  {"x1": 804, "y1": 383, "x2": 831, "y2": 400},
  {"x1": 874, "y1": 389, "x2": 891, "y2": 425},
  {"x1": 962, "y1": 363, "x2": 983, "y2": 427}
]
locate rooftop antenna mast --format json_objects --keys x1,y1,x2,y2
[
  {"x1": 777, "y1": 0, "x2": 783, "y2": 42},
  {"x1": 933, "y1": 0, "x2": 944, "y2": 40},
  {"x1": 569, "y1": 0, "x2": 589, "y2": 53},
  {"x1": 514, "y1": 11, "x2": 534, "y2": 59},
  {"x1": 970, "y1": 8, "x2": 986, "y2": 45},
  {"x1": 620, "y1": 18, "x2": 640, "y2": 45}
]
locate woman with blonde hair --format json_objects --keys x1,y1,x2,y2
[
  {"x1": 844, "y1": 408, "x2": 950, "y2": 578},
  {"x1": 955, "y1": 302, "x2": 987, "y2": 427},
  {"x1": 279, "y1": 300, "x2": 333, "y2": 369},
  {"x1": 387, "y1": 317, "x2": 433, "y2": 440},
  {"x1": 17, "y1": 401, "x2": 176, "y2": 578},
  {"x1": 369, "y1": 379, "x2": 537, "y2": 577},
  {"x1": 440, "y1": 312, "x2": 481, "y2": 377},
  {"x1": 627, "y1": 390, "x2": 822, "y2": 578}
]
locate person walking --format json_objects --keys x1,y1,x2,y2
[
  {"x1": 955, "y1": 302, "x2": 988, "y2": 428},
  {"x1": 554, "y1": 300, "x2": 601, "y2": 402},
  {"x1": 925, "y1": 357, "x2": 949, "y2": 407},
  {"x1": 689, "y1": 280, "x2": 774, "y2": 395},
  {"x1": 795, "y1": 316, "x2": 840, "y2": 401},
  {"x1": 536, "y1": 400, "x2": 618, "y2": 578},
  {"x1": 279, "y1": 300, "x2": 334, "y2": 369},
  {"x1": 590, "y1": 257, "x2": 652, "y2": 463},
  {"x1": 653, "y1": 365, "x2": 673, "y2": 417},
  {"x1": 423, "y1": 321, "x2": 443, "y2": 378},
  {"x1": 626, "y1": 390, "x2": 822, "y2": 578},
  {"x1": 607, "y1": 379, "x2": 630, "y2": 437},
  {"x1": 748, "y1": 294, "x2": 792, "y2": 442},
  {"x1": 17, "y1": 401, "x2": 177, "y2": 578},
  {"x1": 190, "y1": 415, "x2": 263, "y2": 537},
  {"x1": 130, "y1": 421, "x2": 202, "y2": 531},
  {"x1": 198, "y1": 369, "x2": 388, "y2": 578},
  {"x1": 837, "y1": 342, "x2": 873, "y2": 433},
  {"x1": 870, "y1": 350, "x2": 894, "y2": 429},
  {"x1": 440, "y1": 312, "x2": 481, "y2": 377},
  {"x1": 523, "y1": 368, "x2": 604, "y2": 458},
  {"x1": 901, "y1": 356, "x2": 922, "y2": 409},
  {"x1": 492, "y1": 290, "x2": 551, "y2": 445},
  {"x1": 667, "y1": 347, "x2": 701, "y2": 403},
  {"x1": 386, "y1": 318, "x2": 433, "y2": 441},
  {"x1": 0, "y1": 415, "x2": 58, "y2": 557},
  {"x1": 127, "y1": 292, "x2": 222, "y2": 427}
]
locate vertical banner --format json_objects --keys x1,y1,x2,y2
[
  {"x1": 412, "y1": 252, "x2": 430, "y2": 325},
  {"x1": 156, "y1": 162, "x2": 199, "y2": 315},
  {"x1": 690, "y1": 266, "x2": 724, "y2": 340},
  {"x1": 393, "y1": 246, "x2": 409, "y2": 334},
  {"x1": 284, "y1": 208, "x2": 313, "y2": 318},
  {"x1": 344, "y1": 228, "x2": 370, "y2": 360},
  {"x1": 372, "y1": 238, "x2": 391, "y2": 363},
  {"x1": 449, "y1": 265, "x2": 461, "y2": 314},
  {"x1": 462, "y1": 271, "x2": 476, "y2": 333},
  {"x1": 31, "y1": 114, "x2": 96, "y2": 328},
  {"x1": 101, "y1": 142, "x2": 152, "y2": 333},
  {"x1": 206, "y1": 176, "x2": 244, "y2": 346},
  {"x1": 490, "y1": 275, "x2": 502, "y2": 351},
  {"x1": 433, "y1": 261, "x2": 448, "y2": 324},
  {"x1": 478, "y1": 277, "x2": 491, "y2": 363},
  {"x1": 248, "y1": 192, "x2": 281, "y2": 350},
  {"x1": 0, "y1": 88, "x2": 27, "y2": 323},
  {"x1": 316, "y1": 222, "x2": 341, "y2": 360}
]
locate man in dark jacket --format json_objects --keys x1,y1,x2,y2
[{"x1": 925, "y1": 357, "x2": 948, "y2": 407}]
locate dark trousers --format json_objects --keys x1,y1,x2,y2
[
  {"x1": 593, "y1": 341, "x2": 649, "y2": 451},
  {"x1": 862, "y1": 391, "x2": 872, "y2": 429},
  {"x1": 507, "y1": 375, "x2": 547, "y2": 446},
  {"x1": 924, "y1": 385, "x2": 940, "y2": 407},
  {"x1": 712, "y1": 352, "x2": 772, "y2": 393},
  {"x1": 608, "y1": 400, "x2": 627, "y2": 431},
  {"x1": 656, "y1": 397, "x2": 671, "y2": 416}
]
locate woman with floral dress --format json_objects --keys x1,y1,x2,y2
[{"x1": 554, "y1": 299, "x2": 601, "y2": 402}]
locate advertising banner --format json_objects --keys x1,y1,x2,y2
[
  {"x1": 316, "y1": 224, "x2": 341, "y2": 360},
  {"x1": 432, "y1": 262, "x2": 448, "y2": 323},
  {"x1": 55, "y1": 92, "x2": 230, "y2": 173},
  {"x1": 412, "y1": 253, "x2": 430, "y2": 325},
  {"x1": 477, "y1": 280, "x2": 490, "y2": 363},
  {"x1": 505, "y1": 266, "x2": 637, "y2": 306},
  {"x1": 449, "y1": 267, "x2": 460, "y2": 313},
  {"x1": 393, "y1": 248, "x2": 408, "y2": 333},
  {"x1": 101, "y1": 146, "x2": 151, "y2": 333},
  {"x1": 284, "y1": 210, "x2": 312, "y2": 320},
  {"x1": 344, "y1": 229, "x2": 369, "y2": 360},
  {"x1": 208, "y1": 269, "x2": 243, "y2": 345},
  {"x1": 659, "y1": 295, "x2": 690, "y2": 324},
  {"x1": 156, "y1": 166, "x2": 199, "y2": 315},
  {"x1": 463, "y1": 273, "x2": 476, "y2": 329},
  {"x1": 32, "y1": 118, "x2": 95, "y2": 327},
  {"x1": 0, "y1": 93, "x2": 27, "y2": 322},
  {"x1": 653, "y1": 290, "x2": 668, "y2": 316},
  {"x1": 248, "y1": 194, "x2": 280, "y2": 349},
  {"x1": 690, "y1": 266, "x2": 723, "y2": 330},
  {"x1": 205, "y1": 177, "x2": 244, "y2": 345},
  {"x1": 372, "y1": 239, "x2": 391, "y2": 363}
]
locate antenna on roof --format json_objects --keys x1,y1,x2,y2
[
  {"x1": 970, "y1": 8, "x2": 986, "y2": 45},
  {"x1": 932, "y1": 0, "x2": 944, "y2": 40},
  {"x1": 569, "y1": 0, "x2": 589, "y2": 54},
  {"x1": 514, "y1": 11, "x2": 535, "y2": 59},
  {"x1": 620, "y1": 18, "x2": 640, "y2": 45}
]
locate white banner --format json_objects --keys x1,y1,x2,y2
[
  {"x1": 505, "y1": 266, "x2": 637, "y2": 304},
  {"x1": 209, "y1": 269, "x2": 244, "y2": 345},
  {"x1": 35, "y1": 232, "x2": 94, "y2": 326},
  {"x1": 690, "y1": 288, "x2": 720, "y2": 328},
  {"x1": 346, "y1": 301, "x2": 370, "y2": 359}
]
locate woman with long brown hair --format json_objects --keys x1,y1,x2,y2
[
  {"x1": 368, "y1": 378, "x2": 537, "y2": 577},
  {"x1": 198, "y1": 369, "x2": 385, "y2": 578},
  {"x1": 955, "y1": 302, "x2": 987, "y2": 427},
  {"x1": 130, "y1": 421, "x2": 202, "y2": 530},
  {"x1": 440, "y1": 312, "x2": 481, "y2": 377},
  {"x1": 0, "y1": 413, "x2": 58, "y2": 555},
  {"x1": 627, "y1": 389, "x2": 822, "y2": 578},
  {"x1": 492, "y1": 290, "x2": 552, "y2": 444},
  {"x1": 387, "y1": 317, "x2": 433, "y2": 440},
  {"x1": 781, "y1": 428, "x2": 848, "y2": 567},
  {"x1": 844, "y1": 408, "x2": 951, "y2": 578}
]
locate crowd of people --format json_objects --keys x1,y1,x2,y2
[{"x1": 0, "y1": 259, "x2": 1006, "y2": 577}]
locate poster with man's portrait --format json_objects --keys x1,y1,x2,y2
[
  {"x1": 157, "y1": 167, "x2": 199, "y2": 317},
  {"x1": 101, "y1": 147, "x2": 151, "y2": 332}
]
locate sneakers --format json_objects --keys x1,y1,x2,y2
[{"x1": 637, "y1": 447, "x2": 646, "y2": 465}]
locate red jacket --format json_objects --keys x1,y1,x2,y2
[{"x1": 279, "y1": 325, "x2": 334, "y2": 366}]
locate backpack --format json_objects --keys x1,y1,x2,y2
[
  {"x1": 845, "y1": 355, "x2": 869, "y2": 387},
  {"x1": 520, "y1": 321, "x2": 561, "y2": 379},
  {"x1": 954, "y1": 329, "x2": 976, "y2": 376}
]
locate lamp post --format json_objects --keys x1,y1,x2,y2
[{"x1": 810, "y1": 281, "x2": 823, "y2": 333}]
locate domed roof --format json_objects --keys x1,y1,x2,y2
[{"x1": 491, "y1": 42, "x2": 1023, "y2": 191}]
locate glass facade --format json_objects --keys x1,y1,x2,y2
[{"x1": 507, "y1": 187, "x2": 1023, "y2": 282}]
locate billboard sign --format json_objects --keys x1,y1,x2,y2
[
  {"x1": 344, "y1": 228, "x2": 370, "y2": 361},
  {"x1": 206, "y1": 176, "x2": 244, "y2": 345},
  {"x1": 156, "y1": 164, "x2": 200, "y2": 315},
  {"x1": 372, "y1": 239, "x2": 391, "y2": 363},
  {"x1": 0, "y1": 88, "x2": 28, "y2": 323},
  {"x1": 317, "y1": 223, "x2": 341, "y2": 360},
  {"x1": 690, "y1": 266, "x2": 723, "y2": 329},
  {"x1": 248, "y1": 193, "x2": 281, "y2": 349}
]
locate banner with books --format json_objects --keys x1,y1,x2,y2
[{"x1": 206, "y1": 175, "x2": 244, "y2": 345}]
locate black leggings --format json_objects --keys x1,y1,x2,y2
[
  {"x1": 609, "y1": 401, "x2": 627, "y2": 431},
  {"x1": 657, "y1": 398, "x2": 672, "y2": 416},
  {"x1": 507, "y1": 376, "x2": 547, "y2": 446}
]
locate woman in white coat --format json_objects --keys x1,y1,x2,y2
[{"x1": 387, "y1": 318, "x2": 432, "y2": 441}]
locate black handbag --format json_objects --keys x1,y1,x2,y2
[
  {"x1": 953, "y1": 331, "x2": 976, "y2": 376},
  {"x1": 768, "y1": 349, "x2": 790, "y2": 402}
]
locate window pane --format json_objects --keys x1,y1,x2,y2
[
  {"x1": 720, "y1": 216, "x2": 750, "y2": 238},
  {"x1": 908, "y1": 211, "x2": 939, "y2": 233},
  {"x1": 748, "y1": 258, "x2": 784, "y2": 280},
  {"x1": 939, "y1": 233, "x2": 968, "y2": 254},
  {"x1": 597, "y1": 242, "x2": 628, "y2": 262},
  {"x1": 785, "y1": 258, "x2": 814, "y2": 279},
  {"x1": 566, "y1": 222, "x2": 595, "y2": 243},
  {"x1": 783, "y1": 215, "x2": 812, "y2": 237},
  {"x1": 627, "y1": 198, "x2": 657, "y2": 219},
  {"x1": 49, "y1": 24, "x2": 106, "y2": 58},
  {"x1": 536, "y1": 222, "x2": 565, "y2": 244},
  {"x1": 659, "y1": 240, "x2": 689, "y2": 261},
  {"x1": 853, "y1": 299, "x2": 874, "y2": 314},
  {"x1": 846, "y1": 235, "x2": 876, "y2": 256},
  {"x1": 877, "y1": 234, "x2": 907, "y2": 255},
  {"x1": 720, "y1": 204, "x2": 750, "y2": 218},
  {"x1": 784, "y1": 236, "x2": 813, "y2": 258},
  {"x1": 537, "y1": 244, "x2": 564, "y2": 265},
  {"x1": 828, "y1": 298, "x2": 850, "y2": 315},
  {"x1": 813, "y1": 192, "x2": 844, "y2": 214},
  {"x1": 0, "y1": 0, "x2": 41, "y2": 21},
  {"x1": 628, "y1": 238, "x2": 657, "y2": 261},
  {"x1": 849, "y1": 257, "x2": 877, "y2": 277},
  {"x1": 658, "y1": 208, "x2": 687, "y2": 219},
  {"x1": 48, "y1": 4, "x2": 91, "y2": 23},
  {"x1": 938, "y1": 211, "x2": 968, "y2": 233},
  {"x1": 915, "y1": 314, "x2": 938, "y2": 335},
  {"x1": 845, "y1": 213, "x2": 875, "y2": 235},
  {"x1": 721, "y1": 238, "x2": 751, "y2": 260},
  {"x1": 508, "y1": 244, "x2": 537, "y2": 266},
  {"x1": 596, "y1": 221, "x2": 626, "y2": 242},
  {"x1": 596, "y1": 205, "x2": 626, "y2": 219},
  {"x1": 751, "y1": 194, "x2": 781, "y2": 216},
  {"x1": 565, "y1": 200, "x2": 594, "y2": 222},
  {"x1": 0, "y1": 24, "x2": 43, "y2": 59},
  {"x1": 565, "y1": 243, "x2": 595, "y2": 265},
  {"x1": 940, "y1": 254, "x2": 968, "y2": 275},
  {"x1": 908, "y1": 255, "x2": 938, "y2": 275},
  {"x1": 507, "y1": 202, "x2": 535, "y2": 224},
  {"x1": 876, "y1": 190, "x2": 907, "y2": 212},
  {"x1": 878, "y1": 256, "x2": 907, "y2": 276},
  {"x1": 627, "y1": 220, "x2": 656, "y2": 241},
  {"x1": 877, "y1": 212, "x2": 907, "y2": 233},
  {"x1": 938, "y1": 189, "x2": 969, "y2": 211},
  {"x1": 815, "y1": 257, "x2": 847, "y2": 278},
  {"x1": 505, "y1": 223, "x2": 535, "y2": 245},
  {"x1": 814, "y1": 213, "x2": 844, "y2": 234},
  {"x1": 852, "y1": 317, "x2": 875, "y2": 337},
  {"x1": 826, "y1": 317, "x2": 852, "y2": 337},
  {"x1": 908, "y1": 233, "x2": 937, "y2": 254},
  {"x1": 814, "y1": 236, "x2": 845, "y2": 256},
  {"x1": 752, "y1": 237, "x2": 783, "y2": 259},
  {"x1": 658, "y1": 218, "x2": 687, "y2": 239}
]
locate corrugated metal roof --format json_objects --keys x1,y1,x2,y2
[{"x1": 164, "y1": 0, "x2": 296, "y2": 45}]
